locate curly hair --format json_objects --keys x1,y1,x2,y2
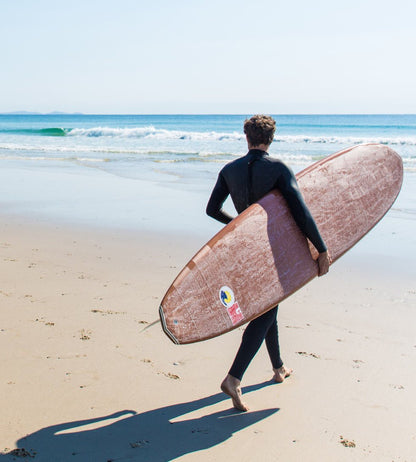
[{"x1": 243, "y1": 115, "x2": 276, "y2": 147}]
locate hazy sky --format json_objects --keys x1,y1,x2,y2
[{"x1": 1, "y1": 0, "x2": 415, "y2": 114}]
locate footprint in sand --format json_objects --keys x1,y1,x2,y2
[
  {"x1": 353, "y1": 359, "x2": 364, "y2": 368},
  {"x1": 130, "y1": 440, "x2": 150, "y2": 449},
  {"x1": 191, "y1": 428, "x2": 209, "y2": 434},
  {"x1": 389, "y1": 384, "x2": 405, "y2": 390},
  {"x1": 3, "y1": 448, "x2": 37, "y2": 458},
  {"x1": 80, "y1": 329, "x2": 92, "y2": 340}
]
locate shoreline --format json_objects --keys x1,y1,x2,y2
[{"x1": 1, "y1": 215, "x2": 415, "y2": 461}]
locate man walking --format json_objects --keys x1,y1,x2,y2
[{"x1": 206, "y1": 115, "x2": 330, "y2": 411}]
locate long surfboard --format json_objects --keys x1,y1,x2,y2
[{"x1": 159, "y1": 144, "x2": 403, "y2": 344}]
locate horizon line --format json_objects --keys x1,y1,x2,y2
[{"x1": 2, "y1": 111, "x2": 416, "y2": 116}]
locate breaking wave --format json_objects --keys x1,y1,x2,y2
[
  {"x1": 2, "y1": 125, "x2": 416, "y2": 146},
  {"x1": 65, "y1": 127, "x2": 416, "y2": 146}
]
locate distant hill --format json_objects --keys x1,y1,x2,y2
[
  {"x1": 1, "y1": 111, "x2": 41, "y2": 115},
  {"x1": 1, "y1": 111, "x2": 84, "y2": 115}
]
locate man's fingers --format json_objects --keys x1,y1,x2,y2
[{"x1": 317, "y1": 252, "x2": 331, "y2": 276}]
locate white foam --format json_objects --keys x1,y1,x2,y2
[
  {"x1": 67, "y1": 126, "x2": 245, "y2": 141},
  {"x1": 274, "y1": 135, "x2": 416, "y2": 145},
  {"x1": 65, "y1": 126, "x2": 416, "y2": 146}
]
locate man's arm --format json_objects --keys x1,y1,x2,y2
[
  {"x1": 206, "y1": 172, "x2": 234, "y2": 225},
  {"x1": 276, "y1": 164, "x2": 331, "y2": 276}
]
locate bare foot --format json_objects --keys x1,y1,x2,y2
[
  {"x1": 273, "y1": 365, "x2": 293, "y2": 383},
  {"x1": 220, "y1": 374, "x2": 249, "y2": 412}
]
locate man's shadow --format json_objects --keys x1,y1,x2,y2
[{"x1": 1, "y1": 381, "x2": 278, "y2": 462}]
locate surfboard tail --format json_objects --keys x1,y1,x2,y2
[{"x1": 159, "y1": 305, "x2": 180, "y2": 345}]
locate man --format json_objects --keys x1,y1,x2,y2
[{"x1": 206, "y1": 115, "x2": 331, "y2": 411}]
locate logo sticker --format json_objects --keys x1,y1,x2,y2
[
  {"x1": 219, "y1": 286, "x2": 244, "y2": 325},
  {"x1": 219, "y1": 286, "x2": 235, "y2": 308}
]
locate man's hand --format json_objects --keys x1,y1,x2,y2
[{"x1": 316, "y1": 250, "x2": 331, "y2": 276}]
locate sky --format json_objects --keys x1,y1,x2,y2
[{"x1": 1, "y1": 0, "x2": 415, "y2": 114}]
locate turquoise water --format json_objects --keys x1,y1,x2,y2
[{"x1": 0, "y1": 114, "x2": 415, "y2": 251}]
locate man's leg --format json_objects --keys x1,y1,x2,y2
[
  {"x1": 221, "y1": 307, "x2": 277, "y2": 411},
  {"x1": 229, "y1": 307, "x2": 278, "y2": 380},
  {"x1": 264, "y1": 306, "x2": 292, "y2": 383},
  {"x1": 264, "y1": 306, "x2": 283, "y2": 370}
]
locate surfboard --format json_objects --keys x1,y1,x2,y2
[{"x1": 159, "y1": 144, "x2": 403, "y2": 344}]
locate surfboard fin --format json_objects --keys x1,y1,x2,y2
[{"x1": 139, "y1": 318, "x2": 160, "y2": 333}]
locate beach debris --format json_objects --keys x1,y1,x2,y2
[
  {"x1": 164, "y1": 372, "x2": 180, "y2": 380},
  {"x1": 339, "y1": 436, "x2": 356, "y2": 448},
  {"x1": 4, "y1": 447, "x2": 37, "y2": 458},
  {"x1": 34, "y1": 318, "x2": 55, "y2": 326},
  {"x1": 296, "y1": 351, "x2": 320, "y2": 359},
  {"x1": 91, "y1": 309, "x2": 126, "y2": 315}
]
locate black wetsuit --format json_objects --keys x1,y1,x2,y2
[{"x1": 206, "y1": 149, "x2": 327, "y2": 380}]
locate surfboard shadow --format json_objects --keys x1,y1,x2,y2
[{"x1": 1, "y1": 382, "x2": 278, "y2": 462}]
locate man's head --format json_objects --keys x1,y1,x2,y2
[{"x1": 243, "y1": 115, "x2": 276, "y2": 149}]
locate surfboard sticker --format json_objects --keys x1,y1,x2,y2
[{"x1": 219, "y1": 286, "x2": 244, "y2": 325}]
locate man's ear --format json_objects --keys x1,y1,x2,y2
[{"x1": 246, "y1": 135, "x2": 252, "y2": 149}]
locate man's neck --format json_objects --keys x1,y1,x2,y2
[{"x1": 248, "y1": 143, "x2": 270, "y2": 152}]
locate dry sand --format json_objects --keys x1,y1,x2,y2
[{"x1": 1, "y1": 216, "x2": 415, "y2": 461}]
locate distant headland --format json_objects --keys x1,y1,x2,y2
[{"x1": 1, "y1": 111, "x2": 84, "y2": 115}]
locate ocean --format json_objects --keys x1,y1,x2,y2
[{"x1": 0, "y1": 114, "x2": 415, "y2": 255}]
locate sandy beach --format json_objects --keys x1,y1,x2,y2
[{"x1": 0, "y1": 213, "x2": 415, "y2": 462}]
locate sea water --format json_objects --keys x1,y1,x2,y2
[{"x1": 0, "y1": 114, "x2": 415, "y2": 255}]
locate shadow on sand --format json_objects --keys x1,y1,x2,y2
[{"x1": 1, "y1": 381, "x2": 278, "y2": 461}]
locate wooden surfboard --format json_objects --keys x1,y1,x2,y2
[{"x1": 159, "y1": 144, "x2": 403, "y2": 344}]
